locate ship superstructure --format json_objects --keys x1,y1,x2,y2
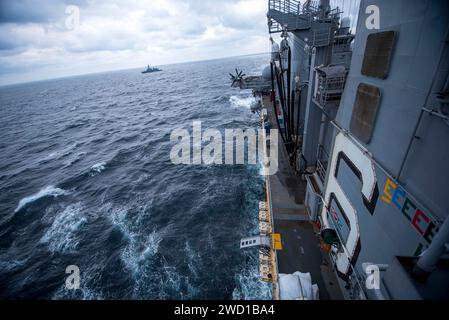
[
  {"x1": 240, "y1": 0, "x2": 449, "y2": 300},
  {"x1": 141, "y1": 65, "x2": 162, "y2": 74}
]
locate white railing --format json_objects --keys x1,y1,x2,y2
[
  {"x1": 268, "y1": 0, "x2": 314, "y2": 33},
  {"x1": 269, "y1": 0, "x2": 302, "y2": 14},
  {"x1": 316, "y1": 74, "x2": 347, "y2": 106}
]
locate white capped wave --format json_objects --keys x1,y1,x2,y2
[
  {"x1": 15, "y1": 186, "x2": 68, "y2": 213},
  {"x1": 90, "y1": 162, "x2": 106, "y2": 175},
  {"x1": 40, "y1": 202, "x2": 87, "y2": 253},
  {"x1": 229, "y1": 95, "x2": 257, "y2": 109}
]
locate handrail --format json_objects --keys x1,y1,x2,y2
[
  {"x1": 269, "y1": 0, "x2": 343, "y2": 17},
  {"x1": 268, "y1": 0, "x2": 343, "y2": 34},
  {"x1": 269, "y1": 0, "x2": 315, "y2": 15}
]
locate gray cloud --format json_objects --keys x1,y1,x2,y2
[
  {"x1": 0, "y1": 0, "x2": 268, "y2": 85},
  {"x1": 0, "y1": 0, "x2": 90, "y2": 24}
]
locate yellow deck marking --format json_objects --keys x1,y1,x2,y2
[{"x1": 271, "y1": 233, "x2": 282, "y2": 250}]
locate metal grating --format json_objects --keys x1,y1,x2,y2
[
  {"x1": 361, "y1": 31, "x2": 396, "y2": 79},
  {"x1": 267, "y1": 0, "x2": 342, "y2": 34},
  {"x1": 350, "y1": 83, "x2": 381, "y2": 144}
]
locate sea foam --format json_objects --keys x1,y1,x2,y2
[
  {"x1": 14, "y1": 186, "x2": 68, "y2": 213},
  {"x1": 40, "y1": 202, "x2": 87, "y2": 253},
  {"x1": 90, "y1": 162, "x2": 107, "y2": 176},
  {"x1": 229, "y1": 95, "x2": 257, "y2": 109}
]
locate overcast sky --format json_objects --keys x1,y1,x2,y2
[{"x1": 0, "y1": 0, "x2": 269, "y2": 85}]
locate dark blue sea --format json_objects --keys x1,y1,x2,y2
[{"x1": 0, "y1": 54, "x2": 272, "y2": 299}]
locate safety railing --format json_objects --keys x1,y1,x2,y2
[
  {"x1": 268, "y1": 0, "x2": 315, "y2": 33},
  {"x1": 301, "y1": 0, "x2": 321, "y2": 14},
  {"x1": 315, "y1": 76, "x2": 346, "y2": 108},
  {"x1": 269, "y1": 0, "x2": 342, "y2": 17},
  {"x1": 269, "y1": 0, "x2": 302, "y2": 14},
  {"x1": 316, "y1": 145, "x2": 329, "y2": 182}
]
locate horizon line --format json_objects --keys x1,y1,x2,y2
[{"x1": 0, "y1": 52, "x2": 269, "y2": 88}]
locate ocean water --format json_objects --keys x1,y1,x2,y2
[{"x1": 0, "y1": 54, "x2": 272, "y2": 299}]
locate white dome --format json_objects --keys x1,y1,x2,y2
[{"x1": 262, "y1": 65, "x2": 271, "y2": 81}]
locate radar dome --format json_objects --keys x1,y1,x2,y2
[{"x1": 262, "y1": 65, "x2": 271, "y2": 81}]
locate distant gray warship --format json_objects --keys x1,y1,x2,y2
[
  {"x1": 238, "y1": 0, "x2": 449, "y2": 300},
  {"x1": 141, "y1": 65, "x2": 162, "y2": 74}
]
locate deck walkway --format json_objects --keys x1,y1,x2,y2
[{"x1": 262, "y1": 95, "x2": 343, "y2": 300}]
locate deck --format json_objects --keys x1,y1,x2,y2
[{"x1": 262, "y1": 95, "x2": 343, "y2": 300}]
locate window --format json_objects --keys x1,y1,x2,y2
[
  {"x1": 361, "y1": 31, "x2": 396, "y2": 79},
  {"x1": 350, "y1": 83, "x2": 381, "y2": 143}
]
